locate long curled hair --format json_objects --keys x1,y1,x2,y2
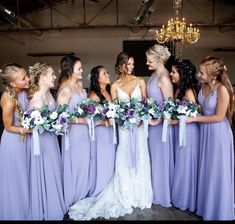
[
  {"x1": 0, "y1": 63, "x2": 24, "y2": 124},
  {"x1": 115, "y1": 52, "x2": 134, "y2": 77},
  {"x1": 172, "y1": 59, "x2": 199, "y2": 101},
  {"x1": 58, "y1": 55, "x2": 81, "y2": 86},
  {"x1": 200, "y1": 56, "x2": 234, "y2": 124},
  {"x1": 89, "y1": 65, "x2": 110, "y2": 104},
  {"x1": 28, "y1": 62, "x2": 51, "y2": 99}
]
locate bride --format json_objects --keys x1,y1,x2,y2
[{"x1": 68, "y1": 52, "x2": 153, "y2": 220}]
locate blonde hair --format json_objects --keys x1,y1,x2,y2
[
  {"x1": 146, "y1": 44, "x2": 171, "y2": 63},
  {"x1": 0, "y1": 63, "x2": 24, "y2": 125},
  {"x1": 201, "y1": 56, "x2": 234, "y2": 124},
  {"x1": 28, "y1": 62, "x2": 51, "y2": 99}
]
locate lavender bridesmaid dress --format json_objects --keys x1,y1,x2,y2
[
  {"x1": 196, "y1": 88, "x2": 234, "y2": 220},
  {"x1": 0, "y1": 91, "x2": 30, "y2": 220},
  {"x1": 171, "y1": 122, "x2": 199, "y2": 212},
  {"x1": 62, "y1": 90, "x2": 91, "y2": 210},
  {"x1": 29, "y1": 99, "x2": 66, "y2": 220},
  {"x1": 147, "y1": 73, "x2": 175, "y2": 207},
  {"x1": 88, "y1": 121, "x2": 116, "y2": 197}
]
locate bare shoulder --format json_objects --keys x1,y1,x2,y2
[
  {"x1": 137, "y1": 77, "x2": 146, "y2": 84},
  {"x1": 217, "y1": 84, "x2": 229, "y2": 97},
  {"x1": 0, "y1": 92, "x2": 15, "y2": 109},
  {"x1": 57, "y1": 85, "x2": 72, "y2": 98},
  {"x1": 185, "y1": 88, "x2": 197, "y2": 103},
  {"x1": 159, "y1": 72, "x2": 171, "y2": 85}
]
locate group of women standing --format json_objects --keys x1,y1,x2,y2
[{"x1": 0, "y1": 44, "x2": 234, "y2": 221}]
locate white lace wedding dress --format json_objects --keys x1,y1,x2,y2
[{"x1": 68, "y1": 84, "x2": 153, "y2": 220}]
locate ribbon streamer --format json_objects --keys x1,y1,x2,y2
[
  {"x1": 32, "y1": 128, "x2": 40, "y2": 156},
  {"x1": 143, "y1": 119, "x2": 149, "y2": 138},
  {"x1": 129, "y1": 126, "x2": 139, "y2": 173},
  {"x1": 87, "y1": 117, "x2": 95, "y2": 141},
  {"x1": 64, "y1": 132, "x2": 70, "y2": 151},
  {"x1": 178, "y1": 115, "x2": 187, "y2": 147},
  {"x1": 162, "y1": 118, "x2": 168, "y2": 142},
  {"x1": 112, "y1": 120, "x2": 117, "y2": 144}
]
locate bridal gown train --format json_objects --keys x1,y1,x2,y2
[{"x1": 69, "y1": 83, "x2": 153, "y2": 220}]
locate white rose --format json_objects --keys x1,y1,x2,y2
[{"x1": 50, "y1": 111, "x2": 58, "y2": 119}]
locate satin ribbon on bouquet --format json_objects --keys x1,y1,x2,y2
[
  {"x1": 178, "y1": 115, "x2": 187, "y2": 147},
  {"x1": 129, "y1": 126, "x2": 139, "y2": 172},
  {"x1": 87, "y1": 117, "x2": 95, "y2": 141},
  {"x1": 32, "y1": 128, "x2": 40, "y2": 156},
  {"x1": 112, "y1": 120, "x2": 117, "y2": 144},
  {"x1": 64, "y1": 132, "x2": 70, "y2": 151},
  {"x1": 162, "y1": 118, "x2": 169, "y2": 142},
  {"x1": 143, "y1": 119, "x2": 149, "y2": 138}
]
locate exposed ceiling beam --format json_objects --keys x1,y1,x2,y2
[{"x1": 1, "y1": 22, "x2": 235, "y2": 32}]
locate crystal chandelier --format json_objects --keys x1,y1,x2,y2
[{"x1": 155, "y1": 0, "x2": 200, "y2": 44}]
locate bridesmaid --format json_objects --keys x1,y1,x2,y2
[
  {"x1": 88, "y1": 65, "x2": 116, "y2": 197},
  {"x1": 169, "y1": 59, "x2": 200, "y2": 212},
  {"x1": 57, "y1": 55, "x2": 91, "y2": 210},
  {"x1": 0, "y1": 63, "x2": 31, "y2": 220},
  {"x1": 28, "y1": 62, "x2": 66, "y2": 220},
  {"x1": 146, "y1": 44, "x2": 174, "y2": 207},
  {"x1": 187, "y1": 56, "x2": 235, "y2": 220}
]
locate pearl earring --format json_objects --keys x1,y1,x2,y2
[{"x1": 212, "y1": 79, "x2": 216, "y2": 85}]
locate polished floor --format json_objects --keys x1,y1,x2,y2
[{"x1": 64, "y1": 204, "x2": 202, "y2": 221}]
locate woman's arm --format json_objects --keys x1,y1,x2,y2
[
  {"x1": 1, "y1": 92, "x2": 30, "y2": 134},
  {"x1": 187, "y1": 85, "x2": 229, "y2": 123}
]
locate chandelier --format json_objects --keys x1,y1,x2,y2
[{"x1": 155, "y1": 0, "x2": 200, "y2": 44}]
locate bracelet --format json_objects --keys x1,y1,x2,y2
[{"x1": 19, "y1": 127, "x2": 24, "y2": 135}]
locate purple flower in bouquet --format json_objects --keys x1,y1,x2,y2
[
  {"x1": 59, "y1": 115, "x2": 69, "y2": 126},
  {"x1": 84, "y1": 104, "x2": 96, "y2": 114},
  {"x1": 127, "y1": 108, "x2": 135, "y2": 118},
  {"x1": 178, "y1": 99, "x2": 189, "y2": 107}
]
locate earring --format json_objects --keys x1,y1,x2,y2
[{"x1": 212, "y1": 79, "x2": 216, "y2": 85}]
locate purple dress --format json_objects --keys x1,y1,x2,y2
[
  {"x1": 88, "y1": 119, "x2": 116, "y2": 197},
  {"x1": 0, "y1": 91, "x2": 30, "y2": 220},
  {"x1": 147, "y1": 73, "x2": 175, "y2": 207},
  {"x1": 62, "y1": 90, "x2": 91, "y2": 210},
  {"x1": 196, "y1": 88, "x2": 235, "y2": 220},
  {"x1": 29, "y1": 99, "x2": 66, "y2": 220},
  {"x1": 171, "y1": 122, "x2": 199, "y2": 212}
]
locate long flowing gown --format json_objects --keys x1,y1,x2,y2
[
  {"x1": 147, "y1": 73, "x2": 175, "y2": 207},
  {"x1": 62, "y1": 90, "x2": 91, "y2": 210},
  {"x1": 0, "y1": 91, "x2": 30, "y2": 220},
  {"x1": 29, "y1": 99, "x2": 66, "y2": 220},
  {"x1": 68, "y1": 83, "x2": 153, "y2": 220},
  {"x1": 171, "y1": 122, "x2": 199, "y2": 212},
  {"x1": 196, "y1": 88, "x2": 235, "y2": 220},
  {"x1": 88, "y1": 122, "x2": 116, "y2": 197}
]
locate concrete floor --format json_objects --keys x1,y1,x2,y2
[{"x1": 64, "y1": 204, "x2": 202, "y2": 221}]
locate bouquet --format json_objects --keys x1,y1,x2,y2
[
  {"x1": 49, "y1": 104, "x2": 71, "y2": 135},
  {"x1": 97, "y1": 100, "x2": 120, "y2": 144},
  {"x1": 115, "y1": 98, "x2": 142, "y2": 129},
  {"x1": 147, "y1": 98, "x2": 164, "y2": 120},
  {"x1": 21, "y1": 105, "x2": 52, "y2": 134},
  {"x1": 73, "y1": 99, "x2": 100, "y2": 141},
  {"x1": 22, "y1": 105, "x2": 53, "y2": 156},
  {"x1": 73, "y1": 99, "x2": 99, "y2": 118},
  {"x1": 172, "y1": 99, "x2": 202, "y2": 147},
  {"x1": 172, "y1": 99, "x2": 202, "y2": 119},
  {"x1": 97, "y1": 100, "x2": 120, "y2": 121}
]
